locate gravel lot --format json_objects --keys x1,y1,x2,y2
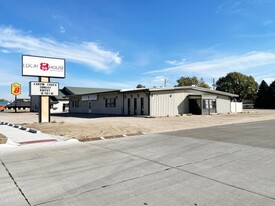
[{"x1": 1, "y1": 109, "x2": 275, "y2": 141}]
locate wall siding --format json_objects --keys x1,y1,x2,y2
[
  {"x1": 123, "y1": 92, "x2": 149, "y2": 115},
  {"x1": 92, "y1": 93, "x2": 123, "y2": 115},
  {"x1": 216, "y1": 96, "x2": 231, "y2": 113},
  {"x1": 69, "y1": 88, "x2": 234, "y2": 116},
  {"x1": 70, "y1": 93, "x2": 123, "y2": 115},
  {"x1": 150, "y1": 91, "x2": 188, "y2": 117}
]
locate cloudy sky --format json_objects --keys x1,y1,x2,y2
[{"x1": 1, "y1": 0, "x2": 275, "y2": 100}]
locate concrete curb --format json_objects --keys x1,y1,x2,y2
[
  {"x1": 0, "y1": 121, "x2": 41, "y2": 134},
  {"x1": 79, "y1": 132, "x2": 145, "y2": 142}
]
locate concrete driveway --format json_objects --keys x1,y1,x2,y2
[{"x1": 1, "y1": 120, "x2": 275, "y2": 205}]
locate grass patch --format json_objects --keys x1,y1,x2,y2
[{"x1": 0, "y1": 133, "x2": 7, "y2": 144}]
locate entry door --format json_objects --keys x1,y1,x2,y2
[
  {"x1": 88, "y1": 101, "x2": 92, "y2": 113},
  {"x1": 127, "y1": 98, "x2": 131, "y2": 115},
  {"x1": 189, "y1": 99, "x2": 202, "y2": 115},
  {"x1": 134, "y1": 98, "x2": 137, "y2": 115},
  {"x1": 140, "y1": 98, "x2": 144, "y2": 115},
  {"x1": 202, "y1": 99, "x2": 216, "y2": 115}
]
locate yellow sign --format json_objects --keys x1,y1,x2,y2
[{"x1": 11, "y1": 82, "x2": 21, "y2": 96}]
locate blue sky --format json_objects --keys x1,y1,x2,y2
[{"x1": 1, "y1": 0, "x2": 275, "y2": 100}]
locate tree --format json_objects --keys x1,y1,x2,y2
[
  {"x1": 0, "y1": 99, "x2": 8, "y2": 102},
  {"x1": 198, "y1": 78, "x2": 211, "y2": 88},
  {"x1": 255, "y1": 80, "x2": 269, "y2": 108},
  {"x1": 216, "y1": 72, "x2": 258, "y2": 101},
  {"x1": 136, "y1": 84, "x2": 145, "y2": 88},
  {"x1": 176, "y1": 76, "x2": 210, "y2": 88},
  {"x1": 268, "y1": 80, "x2": 275, "y2": 108}
]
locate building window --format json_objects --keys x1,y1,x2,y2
[
  {"x1": 105, "y1": 98, "x2": 116, "y2": 107},
  {"x1": 203, "y1": 100, "x2": 216, "y2": 109},
  {"x1": 71, "y1": 99, "x2": 80, "y2": 108}
]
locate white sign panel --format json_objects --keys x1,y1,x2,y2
[
  {"x1": 30, "y1": 82, "x2": 59, "y2": 96},
  {"x1": 82, "y1": 95, "x2": 98, "y2": 101},
  {"x1": 22, "y1": 55, "x2": 65, "y2": 78}
]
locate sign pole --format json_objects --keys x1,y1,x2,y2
[
  {"x1": 15, "y1": 95, "x2": 17, "y2": 113},
  {"x1": 39, "y1": 77, "x2": 50, "y2": 123}
]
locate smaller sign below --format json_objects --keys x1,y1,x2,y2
[
  {"x1": 30, "y1": 81, "x2": 59, "y2": 96},
  {"x1": 82, "y1": 94, "x2": 98, "y2": 101},
  {"x1": 11, "y1": 82, "x2": 21, "y2": 96}
]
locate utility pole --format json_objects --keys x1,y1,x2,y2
[
  {"x1": 164, "y1": 78, "x2": 167, "y2": 87},
  {"x1": 212, "y1": 78, "x2": 216, "y2": 90}
]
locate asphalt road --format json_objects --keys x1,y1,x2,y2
[{"x1": 1, "y1": 120, "x2": 275, "y2": 206}]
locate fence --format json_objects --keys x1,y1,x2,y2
[{"x1": 231, "y1": 102, "x2": 243, "y2": 113}]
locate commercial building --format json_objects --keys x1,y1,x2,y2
[
  {"x1": 30, "y1": 87, "x2": 116, "y2": 113},
  {"x1": 68, "y1": 86, "x2": 241, "y2": 116},
  {"x1": 5, "y1": 98, "x2": 30, "y2": 112}
]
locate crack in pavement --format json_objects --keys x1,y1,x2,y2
[
  {"x1": 35, "y1": 143, "x2": 275, "y2": 205},
  {"x1": 33, "y1": 168, "x2": 171, "y2": 206},
  {"x1": 174, "y1": 147, "x2": 253, "y2": 168},
  {"x1": 91, "y1": 144, "x2": 275, "y2": 202},
  {"x1": 0, "y1": 158, "x2": 31, "y2": 206}
]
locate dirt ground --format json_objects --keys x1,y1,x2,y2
[
  {"x1": 1, "y1": 109, "x2": 275, "y2": 142},
  {"x1": 0, "y1": 134, "x2": 7, "y2": 144}
]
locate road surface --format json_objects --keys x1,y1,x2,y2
[{"x1": 1, "y1": 120, "x2": 275, "y2": 205}]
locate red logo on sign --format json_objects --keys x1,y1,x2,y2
[
  {"x1": 40, "y1": 63, "x2": 49, "y2": 71},
  {"x1": 14, "y1": 87, "x2": 20, "y2": 94}
]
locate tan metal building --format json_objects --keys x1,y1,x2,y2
[{"x1": 68, "y1": 86, "x2": 239, "y2": 116}]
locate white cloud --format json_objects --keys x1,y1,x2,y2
[
  {"x1": 1, "y1": 49, "x2": 10, "y2": 53},
  {"x1": 59, "y1": 26, "x2": 66, "y2": 33},
  {"x1": 146, "y1": 51, "x2": 275, "y2": 79},
  {"x1": 165, "y1": 58, "x2": 186, "y2": 66},
  {"x1": 145, "y1": 51, "x2": 275, "y2": 87},
  {"x1": 0, "y1": 26, "x2": 121, "y2": 72}
]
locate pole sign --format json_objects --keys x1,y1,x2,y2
[
  {"x1": 30, "y1": 82, "x2": 59, "y2": 96},
  {"x1": 22, "y1": 55, "x2": 65, "y2": 78},
  {"x1": 11, "y1": 83, "x2": 21, "y2": 96}
]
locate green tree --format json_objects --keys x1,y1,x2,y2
[
  {"x1": 136, "y1": 84, "x2": 146, "y2": 88},
  {"x1": 255, "y1": 80, "x2": 269, "y2": 108},
  {"x1": 216, "y1": 72, "x2": 258, "y2": 101},
  {"x1": 268, "y1": 80, "x2": 275, "y2": 109},
  {"x1": 176, "y1": 76, "x2": 210, "y2": 88}
]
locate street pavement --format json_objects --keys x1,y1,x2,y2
[{"x1": 0, "y1": 120, "x2": 275, "y2": 205}]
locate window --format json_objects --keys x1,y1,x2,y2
[
  {"x1": 203, "y1": 100, "x2": 208, "y2": 109},
  {"x1": 105, "y1": 98, "x2": 116, "y2": 107},
  {"x1": 203, "y1": 100, "x2": 216, "y2": 109},
  {"x1": 71, "y1": 99, "x2": 80, "y2": 108}
]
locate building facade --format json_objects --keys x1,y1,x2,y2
[{"x1": 68, "y1": 86, "x2": 240, "y2": 116}]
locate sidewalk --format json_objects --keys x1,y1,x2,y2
[{"x1": 0, "y1": 123, "x2": 69, "y2": 146}]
